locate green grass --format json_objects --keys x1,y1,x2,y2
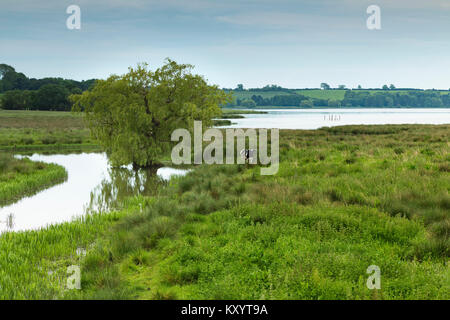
[
  {"x1": 0, "y1": 153, "x2": 68, "y2": 206},
  {"x1": 228, "y1": 89, "x2": 347, "y2": 103},
  {"x1": 0, "y1": 110, "x2": 85, "y2": 127},
  {"x1": 227, "y1": 91, "x2": 293, "y2": 101},
  {"x1": 295, "y1": 89, "x2": 347, "y2": 100},
  {"x1": 0, "y1": 197, "x2": 142, "y2": 299},
  {"x1": 69, "y1": 124, "x2": 449, "y2": 300},
  {"x1": 136, "y1": 204, "x2": 447, "y2": 299},
  {"x1": 1, "y1": 124, "x2": 448, "y2": 300},
  {"x1": 0, "y1": 110, "x2": 99, "y2": 151}
]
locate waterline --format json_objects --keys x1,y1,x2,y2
[{"x1": 219, "y1": 108, "x2": 450, "y2": 129}]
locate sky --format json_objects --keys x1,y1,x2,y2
[{"x1": 1, "y1": 0, "x2": 450, "y2": 89}]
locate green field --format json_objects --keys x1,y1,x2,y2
[
  {"x1": 0, "y1": 123, "x2": 447, "y2": 299},
  {"x1": 230, "y1": 89, "x2": 346, "y2": 101},
  {"x1": 226, "y1": 90, "x2": 293, "y2": 100},
  {"x1": 0, "y1": 110, "x2": 99, "y2": 151},
  {"x1": 295, "y1": 89, "x2": 347, "y2": 100}
]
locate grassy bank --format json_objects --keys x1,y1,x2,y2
[
  {"x1": 0, "y1": 110, "x2": 99, "y2": 151},
  {"x1": 0, "y1": 153, "x2": 68, "y2": 206},
  {"x1": 0, "y1": 198, "x2": 142, "y2": 299},
  {"x1": 214, "y1": 109, "x2": 268, "y2": 126},
  {"x1": 0, "y1": 124, "x2": 448, "y2": 299},
  {"x1": 221, "y1": 109, "x2": 267, "y2": 115}
]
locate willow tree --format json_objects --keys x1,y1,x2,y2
[{"x1": 71, "y1": 59, "x2": 231, "y2": 167}]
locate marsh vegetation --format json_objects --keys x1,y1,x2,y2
[
  {"x1": 0, "y1": 153, "x2": 67, "y2": 207},
  {"x1": 0, "y1": 110, "x2": 97, "y2": 152},
  {"x1": 2, "y1": 124, "x2": 445, "y2": 300},
  {"x1": 68, "y1": 124, "x2": 448, "y2": 300}
]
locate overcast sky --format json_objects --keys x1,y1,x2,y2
[{"x1": 1, "y1": 0, "x2": 450, "y2": 89}]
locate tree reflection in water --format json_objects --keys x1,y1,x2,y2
[{"x1": 85, "y1": 165, "x2": 165, "y2": 214}]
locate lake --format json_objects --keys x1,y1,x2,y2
[
  {"x1": 221, "y1": 108, "x2": 450, "y2": 129},
  {"x1": 0, "y1": 153, "x2": 189, "y2": 233}
]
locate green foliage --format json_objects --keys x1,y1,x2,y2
[
  {"x1": 300, "y1": 99, "x2": 314, "y2": 108},
  {"x1": 320, "y1": 83, "x2": 331, "y2": 90},
  {"x1": 0, "y1": 154, "x2": 68, "y2": 206},
  {"x1": 0, "y1": 64, "x2": 96, "y2": 111},
  {"x1": 150, "y1": 204, "x2": 448, "y2": 299},
  {"x1": 33, "y1": 84, "x2": 71, "y2": 110},
  {"x1": 240, "y1": 99, "x2": 257, "y2": 108},
  {"x1": 343, "y1": 90, "x2": 450, "y2": 107},
  {"x1": 327, "y1": 99, "x2": 341, "y2": 107},
  {"x1": 71, "y1": 60, "x2": 231, "y2": 167}
]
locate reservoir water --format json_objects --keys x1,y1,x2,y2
[
  {"x1": 221, "y1": 108, "x2": 450, "y2": 129},
  {"x1": 0, "y1": 152, "x2": 189, "y2": 233}
]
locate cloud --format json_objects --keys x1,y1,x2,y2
[
  {"x1": 216, "y1": 11, "x2": 357, "y2": 30},
  {"x1": 0, "y1": 0, "x2": 238, "y2": 12},
  {"x1": 2, "y1": 0, "x2": 450, "y2": 88},
  {"x1": 336, "y1": 0, "x2": 450, "y2": 9}
]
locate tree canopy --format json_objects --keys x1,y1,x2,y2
[
  {"x1": 71, "y1": 60, "x2": 231, "y2": 168},
  {"x1": 0, "y1": 63, "x2": 96, "y2": 110},
  {"x1": 320, "y1": 83, "x2": 330, "y2": 90}
]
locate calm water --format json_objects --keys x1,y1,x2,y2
[
  {"x1": 0, "y1": 153, "x2": 189, "y2": 233},
  {"x1": 221, "y1": 108, "x2": 450, "y2": 129}
]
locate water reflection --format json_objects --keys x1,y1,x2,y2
[
  {"x1": 85, "y1": 165, "x2": 165, "y2": 214},
  {"x1": 0, "y1": 213, "x2": 15, "y2": 231},
  {"x1": 0, "y1": 153, "x2": 189, "y2": 233}
]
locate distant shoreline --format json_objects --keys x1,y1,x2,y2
[{"x1": 224, "y1": 106, "x2": 450, "y2": 110}]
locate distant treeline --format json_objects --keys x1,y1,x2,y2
[
  {"x1": 0, "y1": 64, "x2": 96, "y2": 111},
  {"x1": 248, "y1": 94, "x2": 309, "y2": 107},
  {"x1": 2, "y1": 65, "x2": 450, "y2": 110},
  {"x1": 229, "y1": 87, "x2": 450, "y2": 108},
  {"x1": 342, "y1": 90, "x2": 450, "y2": 108},
  {"x1": 229, "y1": 84, "x2": 293, "y2": 93}
]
